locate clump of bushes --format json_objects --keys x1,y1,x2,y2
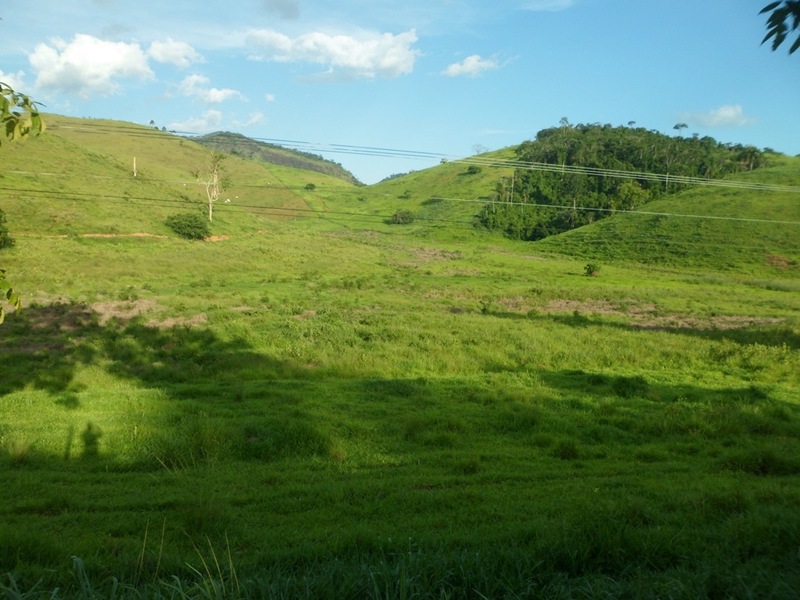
[
  {"x1": 389, "y1": 209, "x2": 415, "y2": 225},
  {"x1": 165, "y1": 213, "x2": 210, "y2": 240}
]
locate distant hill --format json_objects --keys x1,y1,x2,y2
[{"x1": 192, "y1": 131, "x2": 362, "y2": 186}]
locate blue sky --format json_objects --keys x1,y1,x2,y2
[{"x1": 1, "y1": 0, "x2": 797, "y2": 183}]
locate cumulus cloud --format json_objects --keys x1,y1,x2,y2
[
  {"x1": 29, "y1": 34, "x2": 153, "y2": 97},
  {"x1": 521, "y1": 0, "x2": 576, "y2": 10},
  {"x1": 262, "y1": 0, "x2": 300, "y2": 19},
  {"x1": 0, "y1": 70, "x2": 27, "y2": 90},
  {"x1": 265, "y1": 93, "x2": 276, "y2": 102},
  {"x1": 442, "y1": 54, "x2": 499, "y2": 77},
  {"x1": 233, "y1": 112, "x2": 266, "y2": 127},
  {"x1": 148, "y1": 38, "x2": 203, "y2": 68},
  {"x1": 679, "y1": 105, "x2": 756, "y2": 128},
  {"x1": 246, "y1": 28, "x2": 420, "y2": 78},
  {"x1": 178, "y1": 74, "x2": 243, "y2": 103},
  {"x1": 167, "y1": 109, "x2": 223, "y2": 133}
]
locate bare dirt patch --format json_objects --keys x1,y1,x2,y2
[
  {"x1": 408, "y1": 247, "x2": 463, "y2": 262},
  {"x1": 147, "y1": 314, "x2": 208, "y2": 329},
  {"x1": 91, "y1": 299, "x2": 160, "y2": 325},
  {"x1": 541, "y1": 299, "x2": 784, "y2": 331},
  {"x1": 635, "y1": 314, "x2": 785, "y2": 331},
  {"x1": 293, "y1": 310, "x2": 317, "y2": 320},
  {"x1": 544, "y1": 299, "x2": 626, "y2": 316},
  {"x1": 206, "y1": 235, "x2": 230, "y2": 242},
  {"x1": 765, "y1": 254, "x2": 794, "y2": 269},
  {"x1": 80, "y1": 233, "x2": 167, "y2": 239},
  {"x1": 231, "y1": 306, "x2": 256, "y2": 313}
]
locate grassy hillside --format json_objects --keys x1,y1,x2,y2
[
  {"x1": 0, "y1": 117, "x2": 799, "y2": 598},
  {"x1": 535, "y1": 154, "x2": 800, "y2": 273},
  {"x1": 0, "y1": 115, "x2": 355, "y2": 238}
]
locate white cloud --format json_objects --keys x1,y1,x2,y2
[
  {"x1": 233, "y1": 112, "x2": 266, "y2": 127},
  {"x1": 178, "y1": 74, "x2": 243, "y2": 103},
  {"x1": 265, "y1": 93, "x2": 276, "y2": 102},
  {"x1": 246, "y1": 28, "x2": 420, "y2": 78},
  {"x1": 148, "y1": 38, "x2": 203, "y2": 68},
  {"x1": 0, "y1": 70, "x2": 27, "y2": 91},
  {"x1": 167, "y1": 109, "x2": 223, "y2": 133},
  {"x1": 29, "y1": 34, "x2": 153, "y2": 97},
  {"x1": 679, "y1": 105, "x2": 756, "y2": 128},
  {"x1": 442, "y1": 54, "x2": 499, "y2": 77},
  {"x1": 521, "y1": 0, "x2": 576, "y2": 11}
]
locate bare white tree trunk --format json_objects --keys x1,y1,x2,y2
[{"x1": 196, "y1": 155, "x2": 224, "y2": 222}]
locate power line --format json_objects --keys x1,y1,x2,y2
[
  {"x1": 5, "y1": 193, "x2": 798, "y2": 257},
  {"x1": 4, "y1": 184, "x2": 800, "y2": 254},
  {"x1": 3, "y1": 178, "x2": 800, "y2": 227},
  {"x1": 45, "y1": 121, "x2": 800, "y2": 195}
]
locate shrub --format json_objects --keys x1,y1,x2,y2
[
  {"x1": 465, "y1": 165, "x2": 482, "y2": 175},
  {"x1": 304, "y1": 183, "x2": 316, "y2": 191},
  {"x1": 389, "y1": 209, "x2": 415, "y2": 225},
  {"x1": 165, "y1": 213, "x2": 210, "y2": 240},
  {"x1": 584, "y1": 263, "x2": 600, "y2": 277},
  {"x1": 0, "y1": 208, "x2": 14, "y2": 249}
]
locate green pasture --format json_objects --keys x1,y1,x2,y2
[{"x1": 0, "y1": 118, "x2": 799, "y2": 598}]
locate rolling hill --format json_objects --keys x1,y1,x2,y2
[{"x1": 1, "y1": 114, "x2": 799, "y2": 276}]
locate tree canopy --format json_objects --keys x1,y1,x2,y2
[{"x1": 477, "y1": 122, "x2": 766, "y2": 241}]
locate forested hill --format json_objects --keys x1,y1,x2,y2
[
  {"x1": 193, "y1": 131, "x2": 362, "y2": 186},
  {"x1": 478, "y1": 122, "x2": 768, "y2": 241}
]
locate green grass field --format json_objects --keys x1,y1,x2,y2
[{"x1": 1, "y1": 117, "x2": 799, "y2": 598}]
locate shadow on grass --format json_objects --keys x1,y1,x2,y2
[
  {"x1": 539, "y1": 368, "x2": 792, "y2": 406},
  {"x1": 0, "y1": 302, "x2": 333, "y2": 467},
  {"x1": 0, "y1": 303, "x2": 100, "y2": 397},
  {"x1": 0, "y1": 302, "x2": 306, "y2": 395},
  {"x1": 486, "y1": 308, "x2": 800, "y2": 350},
  {"x1": 539, "y1": 368, "x2": 800, "y2": 450}
]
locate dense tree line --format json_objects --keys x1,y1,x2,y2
[{"x1": 477, "y1": 122, "x2": 766, "y2": 241}]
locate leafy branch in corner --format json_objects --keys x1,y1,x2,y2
[
  {"x1": 0, "y1": 269, "x2": 21, "y2": 324},
  {"x1": 1, "y1": 81, "x2": 45, "y2": 145},
  {"x1": 761, "y1": 1, "x2": 800, "y2": 54},
  {"x1": 1, "y1": 81, "x2": 45, "y2": 325}
]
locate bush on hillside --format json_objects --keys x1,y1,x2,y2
[
  {"x1": 165, "y1": 213, "x2": 210, "y2": 240},
  {"x1": 0, "y1": 209, "x2": 14, "y2": 249},
  {"x1": 584, "y1": 263, "x2": 600, "y2": 277},
  {"x1": 389, "y1": 209, "x2": 415, "y2": 225}
]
